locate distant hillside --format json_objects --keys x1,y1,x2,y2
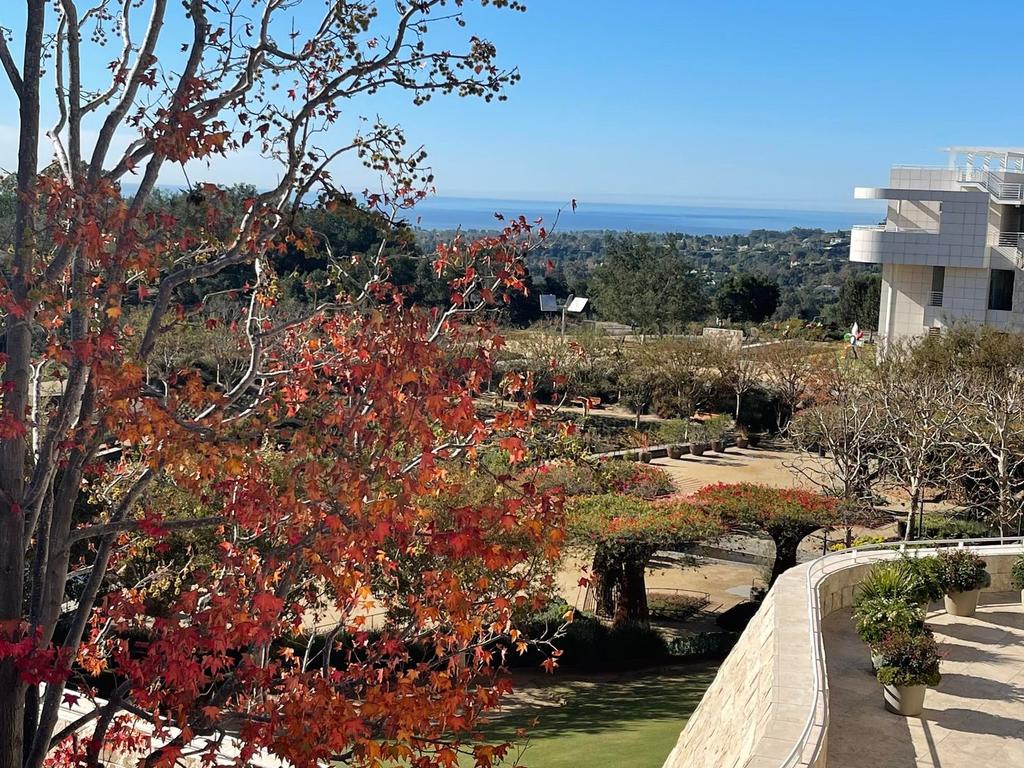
[{"x1": 416, "y1": 227, "x2": 879, "y2": 323}]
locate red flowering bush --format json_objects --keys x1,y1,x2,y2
[
  {"x1": 690, "y1": 483, "x2": 838, "y2": 584},
  {"x1": 568, "y1": 494, "x2": 726, "y2": 626}
]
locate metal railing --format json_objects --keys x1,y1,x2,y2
[
  {"x1": 782, "y1": 535, "x2": 1024, "y2": 768},
  {"x1": 927, "y1": 290, "x2": 944, "y2": 307},
  {"x1": 958, "y1": 168, "x2": 1024, "y2": 201},
  {"x1": 996, "y1": 231, "x2": 1024, "y2": 249}
]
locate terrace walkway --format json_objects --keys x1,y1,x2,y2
[{"x1": 824, "y1": 591, "x2": 1024, "y2": 766}]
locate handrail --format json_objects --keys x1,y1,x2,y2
[{"x1": 781, "y1": 535, "x2": 1024, "y2": 768}]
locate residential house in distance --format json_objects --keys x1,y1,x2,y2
[{"x1": 850, "y1": 147, "x2": 1024, "y2": 343}]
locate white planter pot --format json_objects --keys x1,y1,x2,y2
[
  {"x1": 944, "y1": 589, "x2": 981, "y2": 617},
  {"x1": 883, "y1": 683, "x2": 926, "y2": 717}
]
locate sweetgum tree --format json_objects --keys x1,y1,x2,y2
[{"x1": 0, "y1": 3, "x2": 565, "y2": 768}]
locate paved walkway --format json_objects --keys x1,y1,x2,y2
[{"x1": 824, "y1": 592, "x2": 1024, "y2": 766}]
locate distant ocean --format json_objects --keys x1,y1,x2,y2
[{"x1": 407, "y1": 196, "x2": 873, "y2": 235}]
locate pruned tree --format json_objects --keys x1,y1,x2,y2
[
  {"x1": 649, "y1": 338, "x2": 717, "y2": 420},
  {"x1": 758, "y1": 341, "x2": 816, "y2": 433},
  {"x1": 690, "y1": 483, "x2": 837, "y2": 584},
  {"x1": 875, "y1": 343, "x2": 966, "y2": 541},
  {"x1": 711, "y1": 343, "x2": 762, "y2": 421},
  {"x1": 0, "y1": 4, "x2": 568, "y2": 768},
  {"x1": 568, "y1": 494, "x2": 723, "y2": 627},
  {"x1": 788, "y1": 358, "x2": 882, "y2": 546}
]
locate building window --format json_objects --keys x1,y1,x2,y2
[
  {"x1": 988, "y1": 269, "x2": 1015, "y2": 311},
  {"x1": 928, "y1": 266, "x2": 945, "y2": 307}
]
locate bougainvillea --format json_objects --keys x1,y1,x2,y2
[
  {"x1": 568, "y1": 494, "x2": 726, "y2": 626},
  {"x1": 689, "y1": 483, "x2": 837, "y2": 584}
]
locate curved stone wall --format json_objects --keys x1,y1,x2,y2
[{"x1": 662, "y1": 542, "x2": 1024, "y2": 768}]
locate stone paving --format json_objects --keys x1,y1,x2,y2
[{"x1": 824, "y1": 591, "x2": 1024, "y2": 766}]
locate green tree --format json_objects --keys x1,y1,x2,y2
[
  {"x1": 714, "y1": 272, "x2": 780, "y2": 323},
  {"x1": 590, "y1": 234, "x2": 707, "y2": 333},
  {"x1": 834, "y1": 271, "x2": 881, "y2": 331}
]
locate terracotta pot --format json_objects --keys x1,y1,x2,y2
[
  {"x1": 944, "y1": 589, "x2": 981, "y2": 617},
  {"x1": 883, "y1": 683, "x2": 926, "y2": 717},
  {"x1": 735, "y1": 436, "x2": 749, "y2": 449},
  {"x1": 668, "y1": 444, "x2": 688, "y2": 460},
  {"x1": 689, "y1": 442, "x2": 706, "y2": 457},
  {"x1": 710, "y1": 439, "x2": 724, "y2": 453}
]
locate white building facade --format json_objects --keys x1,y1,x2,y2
[{"x1": 850, "y1": 147, "x2": 1024, "y2": 343}]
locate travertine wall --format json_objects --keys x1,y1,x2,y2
[
  {"x1": 662, "y1": 565, "x2": 823, "y2": 768},
  {"x1": 663, "y1": 546, "x2": 1024, "y2": 768}
]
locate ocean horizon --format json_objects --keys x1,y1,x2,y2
[{"x1": 407, "y1": 196, "x2": 878, "y2": 235}]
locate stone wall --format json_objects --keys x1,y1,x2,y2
[{"x1": 662, "y1": 565, "x2": 821, "y2": 768}]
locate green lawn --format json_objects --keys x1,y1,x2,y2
[{"x1": 468, "y1": 663, "x2": 718, "y2": 768}]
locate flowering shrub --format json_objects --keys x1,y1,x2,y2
[
  {"x1": 689, "y1": 483, "x2": 837, "y2": 583},
  {"x1": 567, "y1": 494, "x2": 726, "y2": 626},
  {"x1": 599, "y1": 460, "x2": 675, "y2": 498},
  {"x1": 935, "y1": 549, "x2": 991, "y2": 593},
  {"x1": 853, "y1": 595, "x2": 926, "y2": 647},
  {"x1": 875, "y1": 631, "x2": 942, "y2": 688}
]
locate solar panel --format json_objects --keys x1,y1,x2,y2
[
  {"x1": 565, "y1": 296, "x2": 589, "y2": 314},
  {"x1": 539, "y1": 294, "x2": 557, "y2": 312}
]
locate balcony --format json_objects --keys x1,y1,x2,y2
[{"x1": 957, "y1": 168, "x2": 1024, "y2": 202}]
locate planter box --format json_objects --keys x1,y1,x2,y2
[
  {"x1": 882, "y1": 683, "x2": 926, "y2": 717},
  {"x1": 944, "y1": 588, "x2": 981, "y2": 617}
]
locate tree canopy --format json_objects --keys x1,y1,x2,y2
[
  {"x1": 713, "y1": 272, "x2": 780, "y2": 323},
  {"x1": 589, "y1": 233, "x2": 708, "y2": 333}
]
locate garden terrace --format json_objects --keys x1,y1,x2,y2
[{"x1": 662, "y1": 539, "x2": 1024, "y2": 768}]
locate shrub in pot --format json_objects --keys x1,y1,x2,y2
[
  {"x1": 1011, "y1": 554, "x2": 1024, "y2": 607},
  {"x1": 704, "y1": 415, "x2": 731, "y2": 453},
  {"x1": 687, "y1": 422, "x2": 708, "y2": 457},
  {"x1": 667, "y1": 444, "x2": 688, "y2": 460},
  {"x1": 935, "y1": 549, "x2": 990, "y2": 617},
  {"x1": 852, "y1": 594, "x2": 925, "y2": 668},
  {"x1": 875, "y1": 630, "x2": 941, "y2": 717},
  {"x1": 894, "y1": 555, "x2": 945, "y2": 607}
]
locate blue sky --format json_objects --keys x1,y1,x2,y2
[{"x1": 2, "y1": 1, "x2": 1024, "y2": 211}]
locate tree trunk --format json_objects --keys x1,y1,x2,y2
[
  {"x1": 590, "y1": 550, "x2": 619, "y2": 618},
  {"x1": 735, "y1": 390, "x2": 742, "y2": 420},
  {"x1": 613, "y1": 559, "x2": 650, "y2": 627},
  {"x1": 769, "y1": 534, "x2": 801, "y2": 585},
  {"x1": 1, "y1": 5, "x2": 45, "y2": 768}
]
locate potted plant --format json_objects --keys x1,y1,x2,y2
[
  {"x1": 735, "y1": 424, "x2": 750, "y2": 450},
  {"x1": 935, "y1": 548, "x2": 990, "y2": 617},
  {"x1": 875, "y1": 631, "x2": 942, "y2": 717},
  {"x1": 747, "y1": 431, "x2": 762, "y2": 447},
  {"x1": 1011, "y1": 554, "x2": 1024, "y2": 606},
  {"x1": 852, "y1": 593, "x2": 925, "y2": 669},
  {"x1": 658, "y1": 419, "x2": 690, "y2": 460},
  {"x1": 704, "y1": 415, "x2": 731, "y2": 453},
  {"x1": 895, "y1": 555, "x2": 945, "y2": 608},
  {"x1": 687, "y1": 422, "x2": 708, "y2": 457}
]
